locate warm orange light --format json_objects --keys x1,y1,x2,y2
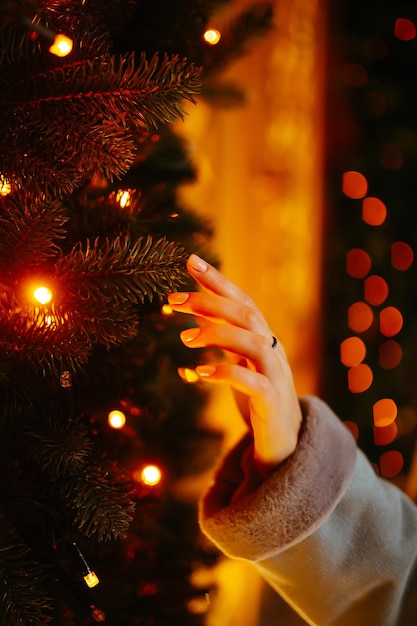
[
  {"x1": 203, "y1": 28, "x2": 221, "y2": 45},
  {"x1": 362, "y1": 197, "x2": 387, "y2": 226},
  {"x1": 346, "y1": 248, "x2": 371, "y2": 278},
  {"x1": 342, "y1": 171, "x2": 368, "y2": 199},
  {"x1": 374, "y1": 422, "x2": 398, "y2": 446},
  {"x1": 33, "y1": 286, "x2": 53, "y2": 304},
  {"x1": 380, "y1": 306, "x2": 403, "y2": 337},
  {"x1": 49, "y1": 33, "x2": 73, "y2": 57},
  {"x1": 364, "y1": 275, "x2": 388, "y2": 306},
  {"x1": 391, "y1": 241, "x2": 414, "y2": 271},
  {"x1": 379, "y1": 450, "x2": 404, "y2": 478},
  {"x1": 347, "y1": 363, "x2": 373, "y2": 393},
  {"x1": 347, "y1": 301, "x2": 374, "y2": 333},
  {"x1": 108, "y1": 410, "x2": 126, "y2": 429},
  {"x1": 161, "y1": 303, "x2": 174, "y2": 316},
  {"x1": 116, "y1": 189, "x2": 132, "y2": 208},
  {"x1": 379, "y1": 340, "x2": 402, "y2": 370},
  {"x1": 340, "y1": 336, "x2": 366, "y2": 367},
  {"x1": 84, "y1": 571, "x2": 100, "y2": 588},
  {"x1": 394, "y1": 18, "x2": 416, "y2": 41},
  {"x1": 344, "y1": 421, "x2": 359, "y2": 440},
  {"x1": 177, "y1": 367, "x2": 199, "y2": 383},
  {"x1": 0, "y1": 177, "x2": 11, "y2": 196},
  {"x1": 373, "y1": 398, "x2": 397, "y2": 427},
  {"x1": 141, "y1": 464, "x2": 161, "y2": 486}
]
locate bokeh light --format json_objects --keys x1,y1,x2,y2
[
  {"x1": 364, "y1": 275, "x2": 388, "y2": 306},
  {"x1": 379, "y1": 340, "x2": 402, "y2": 370},
  {"x1": 203, "y1": 29, "x2": 221, "y2": 45},
  {"x1": 141, "y1": 464, "x2": 162, "y2": 486},
  {"x1": 347, "y1": 363, "x2": 373, "y2": 393},
  {"x1": 374, "y1": 421, "x2": 398, "y2": 446},
  {"x1": 348, "y1": 301, "x2": 374, "y2": 333},
  {"x1": 342, "y1": 171, "x2": 368, "y2": 199},
  {"x1": 362, "y1": 197, "x2": 387, "y2": 226},
  {"x1": 346, "y1": 248, "x2": 371, "y2": 278},
  {"x1": 178, "y1": 367, "x2": 199, "y2": 383},
  {"x1": 391, "y1": 241, "x2": 414, "y2": 271},
  {"x1": 49, "y1": 33, "x2": 73, "y2": 57},
  {"x1": 380, "y1": 306, "x2": 403, "y2": 337},
  {"x1": 108, "y1": 410, "x2": 126, "y2": 429},
  {"x1": 33, "y1": 286, "x2": 53, "y2": 304},
  {"x1": 379, "y1": 450, "x2": 404, "y2": 478},
  {"x1": 340, "y1": 336, "x2": 366, "y2": 367},
  {"x1": 373, "y1": 398, "x2": 397, "y2": 427},
  {"x1": 394, "y1": 18, "x2": 417, "y2": 41}
]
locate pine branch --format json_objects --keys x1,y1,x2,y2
[
  {"x1": 1, "y1": 15, "x2": 201, "y2": 197},
  {"x1": 202, "y1": 2, "x2": 274, "y2": 75},
  {"x1": 0, "y1": 194, "x2": 67, "y2": 272},
  {"x1": 0, "y1": 515, "x2": 52, "y2": 626},
  {"x1": 55, "y1": 234, "x2": 189, "y2": 303},
  {"x1": 65, "y1": 463, "x2": 135, "y2": 541},
  {"x1": 23, "y1": 411, "x2": 135, "y2": 541}
]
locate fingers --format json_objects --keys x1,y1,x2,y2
[
  {"x1": 179, "y1": 323, "x2": 274, "y2": 373},
  {"x1": 193, "y1": 362, "x2": 300, "y2": 468},
  {"x1": 168, "y1": 290, "x2": 268, "y2": 334},
  {"x1": 187, "y1": 254, "x2": 256, "y2": 308}
]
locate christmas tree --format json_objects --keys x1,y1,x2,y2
[{"x1": 0, "y1": 1, "x2": 273, "y2": 624}]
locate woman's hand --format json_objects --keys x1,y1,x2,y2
[{"x1": 168, "y1": 254, "x2": 303, "y2": 475}]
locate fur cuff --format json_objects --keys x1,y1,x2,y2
[{"x1": 199, "y1": 396, "x2": 357, "y2": 562}]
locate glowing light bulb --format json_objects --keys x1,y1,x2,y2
[
  {"x1": 204, "y1": 28, "x2": 221, "y2": 45},
  {"x1": 141, "y1": 464, "x2": 161, "y2": 486},
  {"x1": 49, "y1": 33, "x2": 73, "y2": 57},
  {"x1": 83, "y1": 571, "x2": 100, "y2": 588},
  {"x1": 0, "y1": 177, "x2": 11, "y2": 196},
  {"x1": 33, "y1": 286, "x2": 53, "y2": 304},
  {"x1": 161, "y1": 303, "x2": 174, "y2": 316},
  {"x1": 108, "y1": 410, "x2": 126, "y2": 429},
  {"x1": 116, "y1": 189, "x2": 132, "y2": 208},
  {"x1": 177, "y1": 367, "x2": 199, "y2": 383}
]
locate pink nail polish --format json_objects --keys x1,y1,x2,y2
[
  {"x1": 168, "y1": 292, "x2": 190, "y2": 305},
  {"x1": 188, "y1": 254, "x2": 208, "y2": 272}
]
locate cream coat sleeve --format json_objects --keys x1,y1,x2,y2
[{"x1": 199, "y1": 396, "x2": 417, "y2": 626}]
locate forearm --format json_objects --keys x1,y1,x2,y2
[{"x1": 200, "y1": 396, "x2": 417, "y2": 625}]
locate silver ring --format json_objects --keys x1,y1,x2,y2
[{"x1": 271, "y1": 335, "x2": 278, "y2": 349}]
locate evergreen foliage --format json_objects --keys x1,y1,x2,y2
[{"x1": 0, "y1": 0, "x2": 273, "y2": 623}]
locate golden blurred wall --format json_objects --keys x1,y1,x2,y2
[{"x1": 177, "y1": 0, "x2": 327, "y2": 623}]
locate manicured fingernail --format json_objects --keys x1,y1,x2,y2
[
  {"x1": 188, "y1": 254, "x2": 208, "y2": 272},
  {"x1": 180, "y1": 327, "x2": 201, "y2": 343},
  {"x1": 168, "y1": 292, "x2": 190, "y2": 305},
  {"x1": 196, "y1": 365, "x2": 216, "y2": 377}
]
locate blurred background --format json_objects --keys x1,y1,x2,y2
[{"x1": 177, "y1": 0, "x2": 417, "y2": 623}]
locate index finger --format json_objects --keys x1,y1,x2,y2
[{"x1": 187, "y1": 254, "x2": 255, "y2": 308}]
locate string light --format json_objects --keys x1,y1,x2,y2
[
  {"x1": 0, "y1": 177, "x2": 11, "y2": 196},
  {"x1": 108, "y1": 410, "x2": 126, "y2": 429},
  {"x1": 115, "y1": 189, "x2": 132, "y2": 209},
  {"x1": 203, "y1": 28, "x2": 221, "y2": 45},
  {"x1": 72, "y1": 542, "x2": 100, "y2": 588},
  {"x1": 141, "y1": 464, "x2": 161, "y2": 486},
  {"x1": 33, "y1": 286, "x2": 53, "y2": 304},
  {"x1": 177, "y1": 367, "x2": 199, "y2": 383},
  {"x1": 49, "y1": 33, "x2": 73, "y2": 57},
  {"x1": 161, "y1": 303, "x2": 174, "y2": 316}
]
